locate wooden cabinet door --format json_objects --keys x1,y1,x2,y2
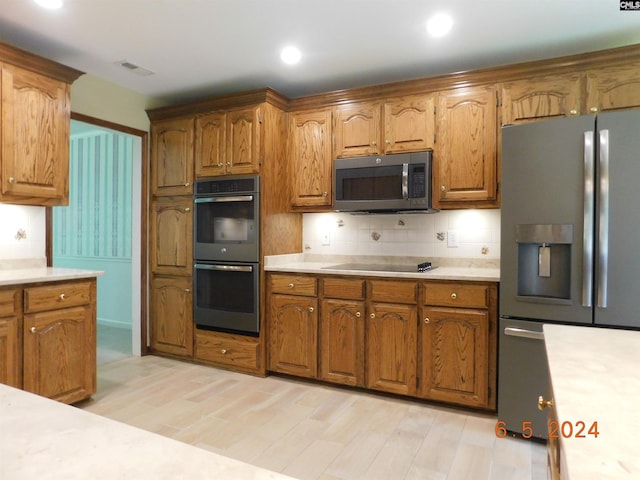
[
  {"x1": 289, "y1": 109, "x2": 333, "y2": 208},
  {"x1": 0, "y1": 63, "x2": 70, "y2": 205},
  {"x1": 420, "y1": 307, "x2": 489, "y2": 408},
  {"x1": 150, "y1": 197, "x2": 193, "y2": 276},
  {"x1": 23, "y1": 305, "x2": 95, "y2": 403},
  {"x1": 501, "y1": 74, "x2": 581, "y2": 125},
  {"x1": 268, "y1": 294, "x2": 317, "y2": 378},
  {"x1": 226, "y1": 105, "x2": 262, "y2": 175},
  {"x1": 195, "y1": 112, "x2": 227, "y2": 177},
  {"x1": 366, "y1": 302, "x2": 417, "y2": 396},
  {"x1": 319, "y1": 299, "x2": 365, "y2": 387},
  {"x1": 334, "y1": 101, "x2": 381, "y2": 158},
  {"x1": 586, "y1": 63, "x2": 640, "y2": 113},
  {"x1": 435, "y1": 85, "x2": 498, "y2": 207},
  {"x1": 151, "y1": 117, "x2": 194, "y2": 196},
  {"x1": 0, "y1": 315, "x2": 19, "y2": 388},
  {"x1": 383, "y1": 94, "x2": 435, "y2": 153},
  {"x1": 150, "y1": 276, "x2": 193, "y2": 357}
]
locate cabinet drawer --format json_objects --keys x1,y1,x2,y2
[
  {"x1": 369, "y1": 280, "x2": 417, "y2": 304},
  {"x1": 24, "y1": 282, "x2": 92, "y2": 313},
  {"x1": 270, "y1": 274, "x2": 317, "y2": 296},
  {"x1": 323, "y1": 278, "x2": 365, "y2": 300},
  {"x1": 424, "y1": 283, "x2": 488, "y2": 309},
  {"x1": 195, "y1": 330, "x2": 260, "y2": 372},
  {"x1": 0, "y1": 289, "x2": 19, "y2": 317}
]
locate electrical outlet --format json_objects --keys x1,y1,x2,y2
[
  {"x1": 447, "y1": 230, "x2": 459, "y2": 248},
  {"x1": 321, "y1": 232, "x2": 330, "y2": 246}
]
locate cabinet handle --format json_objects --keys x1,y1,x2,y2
[
  {"x1": 538, "y1": 395, "x2": 554, "y2": 410},
  {"x1": 185, "y1": 182, "x2": 190, "y2": 187},
  {"x1": 59, "y1": 293, "x2": 66, "y2": 300},
  {"x1": 30, "y1": 326, "x2": 37, "y2": 333},
  {"x1": 590, "y1": 107, "x2": 598, "y2": 113},
  {"x1": 309, "y1": 307, "x2": 314, "y2": 313},
  {"x1": 288, "y1": 283, "x2": 294, "y2": 288},
  {"x1": 356, "y1": 311, "x2": 361, "y2": 318},
  {"x1": 441, "y1": 185, "x2": 446, "y2": 192},
  {"x1": 370, "y1": 313, "x2": 376, "y2": 319},
  {"x1": 221, "y1": 349, "x2": 227, "y2": 354},
  {"x1": 185, "y1": 288, "x2": 191, "y2": 293},
  {"x1": 184, "y1": 207, "x2": 191, "y2": 212},
  {"x1": 450, "y1": 293, "x2": 457, "y2": 300},
  {"x1": 9, "y1": 177, "x2": 15, "y2": 184},
  {"x1": 424, "y1": 317, "x2": 430, "y2": 324}
]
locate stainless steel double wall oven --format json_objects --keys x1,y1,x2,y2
[{"x1": 193, "y1": 176, "x2": 260, "y2": 336}]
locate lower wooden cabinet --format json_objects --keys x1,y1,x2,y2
[
  {"x1": 0, "y1": 288, "x2": 20, "y2": 388},
  {"x1": 150, "y1": 275, "x2": 193, "y2": 357},
  {"x1": 195, "y1": 328, "x2": 262, "y2": 375}
]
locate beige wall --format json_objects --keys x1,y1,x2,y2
[{"x1": 70, "y1": 74, "x2": 168, "y2": 132}]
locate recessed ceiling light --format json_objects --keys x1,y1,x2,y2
[
  {"x1": 34, "y1": 0, "x2": 63, "y2": 9},
  {"x1": 426, "y1": 13, "x2": 453, "y2": 37},
  {"x1": 280, "y1": 46, "x2": 301, "y2": 65}
]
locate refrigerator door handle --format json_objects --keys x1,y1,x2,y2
[
  {"x1": 597, "y1": 129, "x2": 610, "y2": 308},
  {"x1": 582, "y1": 131, "x2": 595, "y2": 308},
  {"x1": 503, "y1": 327, "x2": 545, "y2": 341}
]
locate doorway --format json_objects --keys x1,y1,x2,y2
[{"x1": 52, "y1": 117, "x2": 145, "y2": 364}]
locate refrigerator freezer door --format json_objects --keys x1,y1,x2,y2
[
  {"x1": 594, "y1": 110, "x2": 640, "y2": 327},
  {"x1": 498, "y1": 318, "x2": 549, "y2": 439},
  {"x1": 500, "y1": 116, "x2": 595, "y2": 324}
]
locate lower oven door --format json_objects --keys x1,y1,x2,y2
[{"x1": 194, "y1": 262, "x2": 259, "y2": 336}]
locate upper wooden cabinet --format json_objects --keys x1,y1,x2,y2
[
  {"x1": 150, "y1": 196, "x2": 193, "y2": 276},
  {"x1": 500, "y1": 74, "x2": 582, "y2": 125},
  {"x1": 151, "y1": 117, "x2": 195, "y2": 196},
  {"x1": 435, "y1": 85, "x2": 498, "y2": 208},
  {"x1": 333, "y1": 95, "x2": 435, "y2": 158},
  {"x1": 586, "y1": 62, "x2": 640, "y2": 113},
  {"x1": 0, "y1": 63, "x2": 72, "y2": 205},
  {"x1": 289, "y1": 109, "x2": 333, "y2": 209},
  {"x1": 195, "y1": 105, "x2": 263, "y2": 177}
]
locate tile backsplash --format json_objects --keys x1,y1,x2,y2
[
  {"x1": 302, "y1": 209, "x2": 500, "y2": 259},
  {"x1": 0, "y1": 204, "x2": 46, "y2": 259}
]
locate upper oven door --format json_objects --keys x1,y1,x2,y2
[{"x1": 194, "y1": 193, "x2": 259, "y2": 262}]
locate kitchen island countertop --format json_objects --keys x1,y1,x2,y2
[
  {"x1": 544, "y1": 324, "x2": 640, "y2": 479},
  {"x1": 0, "y1": 266, "x2": 104, "y2": 286},
  {"x1": 265, "y1": 253, "x2": 499, "y2": 282}
]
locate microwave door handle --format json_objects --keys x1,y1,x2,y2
[
  {"x1": 402, "y1": 163, "x2": 409, "y2": 200},
  {"x1": 195, "y1": 195, "x2": 254, "y2": 203},
  {"x1": 194, "y1": 263, "x2": 253, "y2": 272}
]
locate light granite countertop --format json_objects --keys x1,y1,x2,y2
[
  {"x1": 544, "y1": 324, "x2": 640, "y2": 479},
  {"x1": 265, "y1": 253, "x2": 500, "y2": 282},
  {"x1": 0, "y1": 257, "x2": 104, "y2": 286},
  {"x1": 0, "y1": 384, "x2": 295, "y2": 480}
]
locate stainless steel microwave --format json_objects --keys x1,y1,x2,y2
[{"x1": 334, "y1": 150, "x2": 437, "y2": 213}]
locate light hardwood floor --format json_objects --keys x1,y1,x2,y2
[{"x1": 79, "y1": 355, "x2": 547, "y2": 480}]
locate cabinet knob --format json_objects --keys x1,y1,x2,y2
[
  {"x1": 185, "y1": 288, "x2": 191, "y2": 293},
  {"x1": 184, "y1": 207, "x2": 191, "y2": 212},
  {"x1": 569, "y1": 109, "x2": 578, "y2": 115},
  {"x1": 371, "y1": 141, "x2": 377, "y2": 146},
  {"x1": 8, "y1": 177, "x2": 15, "y2": 184},
  {"x1": 288, "y1": 283, "x2": 294, "y2": 288},
  {"x1": 441, "y1": 185, "x2": 446, "y2": 192},
  {"x1": 385, "y1": 139, "x2": 390, "y2": 144},
  {"x1": 356, "y1": 311, "x2": 361, "y2": 318},
  {"x1": 370, "y1": 313, "x2": 376, "y2": 319},
  {"x1": 424, "y1": 317, "x2": 430, "y2": 324},
  {"x1": 308, "y1": 306, "x2": 314, "y2": 313},
  {"x1": 221, "y1": 349, "x2": 227, "y2": 355},
  {"x1": 226, "y1": 162, "x2": 231, "y2": 166},
  {"x1": 323, "y1": 191, "x2": 328, "y2": 197},
  {"x1": 217, "y1": 162, "x2": 224, "y2": 167},
  {"x1": 538, "y1": 395, "x2": 554, "y2": 410},
  {"x1": 30, "y1": 326, "x2": 37, "y2": 333},
  {"x1": 185, "y1": 182, "x2": 190, "y2": 187},
  {"x1": 590, "y1": 107, "x2": 598, "y2": 113},
  {"x1": 59, "y1": 293, "x2": 66, "y2": 300},
  {"x1": 450, "y1": 293, "x2": 457, "y2": 300}
]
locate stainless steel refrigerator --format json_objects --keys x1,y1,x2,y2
[{"x1": 498, "y1": 110, "x2": 640, "y2": 439}]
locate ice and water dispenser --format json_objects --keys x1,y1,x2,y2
[{"x1": 516, "y1": 224, "x2": 573, "y2": 301}]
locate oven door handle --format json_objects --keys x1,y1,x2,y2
[
  {"x1": 194, "y1": 263, "x2": 254, "y2": 272},
  {"x1": 195, "y1": 195, "x2": 254, "y2": 203}
]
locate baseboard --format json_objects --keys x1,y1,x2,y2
[{"x1": 98, "y1": 318, "x2": 132, "y2": 330}]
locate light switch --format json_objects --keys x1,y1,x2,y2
[
  {"x1": 447, "y1": 230, "x2": 459, "y2": 248},
  {"x1": 321, "y1": 232, "x2": 330, "y2": 246}
]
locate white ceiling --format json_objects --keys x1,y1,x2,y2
[{"x1": 1, "y1": 0, "x2": 640, "y2": 104}]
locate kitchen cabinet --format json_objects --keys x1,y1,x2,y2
[
  {"x1": 0, "y1": 288, "x2": 20, "y2": 388},
  {"x1": 195, "y1": 329, "x2": 262, "y2": 375},
  {"x1": 419, "y1": 282, "x2": 497, "y2": 409},
  {"x1": 195, "y1": 105, "x2": 263, "y2": 177},
  {"x1": 585, "y1": 62, "x2": 640, "y2": 113},
  {"x1": 149, "y1": 196, "x2": 193, "y2": 276},
  {"x1": 318, "y1": 277, "x2": 365, "y2": 387},
  {"x1": 150, "y1": 275, "x2": 193, "y2": 357},
  {"x1": 268, "y1": 274, "x2": 318, "y2": 378},
  {"x1": 366, "y1": 280, "x2": 418, "y2": 396},
  {"x1": 151, "y1": 117, "x2": 194, "y2": 196},
  {"x1": 500, "y1": 74, "x2": 582, "y2": 125},
  {"x1": 22, "y1": 280, "x2": 96, "y2": 404},
  {"x1": 333, "y1": 95, "x2": 435, "y2": 158},
  {"x1": 434, "y1": 85, "x2": 498, "y2": 208},
  {"x1": 289, "y1": 109, "x2": 333, "y2": 209},
  {"x1": 0, "y1": 63, "x2": 73, "y2": 206}
]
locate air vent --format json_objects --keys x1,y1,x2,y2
[{"x1": 115, "y1": 60, "x2": 155, "y2": 77}]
